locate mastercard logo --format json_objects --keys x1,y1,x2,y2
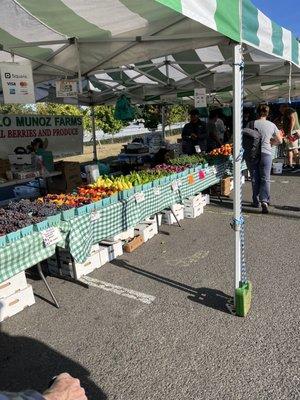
[{"x1": 20, "y1": 81, "x2": 28, "y2": 87}]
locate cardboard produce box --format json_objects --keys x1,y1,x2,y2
[
  {"x1": 0, "y1": 159, "x2": 10, "y2": 178},
  {"x1": 0, "y1": 271, "x2": 28, "y2": 299},
  {"x1": 221, "y1": 177, "x2": 232, "y2": 196},
  {"x1": 48, "y1": 253, "x2": 99, "y2": 280},
  {"x1": 124, "y1": 235, "x2": 144, "y2": 253},
  {"x1": 0, "y1": 285, "x2": 35, "y2": 322}
]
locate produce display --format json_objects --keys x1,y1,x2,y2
[
  {"x1": 0, "y1": 149, "x2": 233, "y2": 238},
  {"x1": 169, "y1": 155, "x2": 208, "y2": 167},
  {"x1": 41, "y1": 194, "x2": 93, "y2": 208},
  {"x1": 0, "y1": 209, "x2": 43, "y2": 236},
  {"x1": 209, "y1": 144, "x2": 233, "y2": 157},
  {"x1": 0, "y1": 199, "x2": 72, "y2": 236},
  {"x1": 7, "y1": 199, "x2": 70, "y2": 217}
]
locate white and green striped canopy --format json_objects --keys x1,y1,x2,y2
[{"x1": 0, "y1": 0, "x2": 299, "y2": 104}]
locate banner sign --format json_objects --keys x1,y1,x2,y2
[
  {"x1": 0, "y1": 114, "x2": 83, "y2": 158},
  {"x1": 0, "y1": 62, "x2": 35, "y2": 104},
  {"x1": 56, "y1": 79, "x2": 78, "y2": 98},
  {"x1": 194, "y1": 88, "x2": 207, "y2": 108}
]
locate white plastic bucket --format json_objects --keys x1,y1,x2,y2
[{"x1": 272, "y1": 162, "x2": 283, "y2": 174}]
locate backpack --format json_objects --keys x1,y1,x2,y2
[{"x1": 242, "y1": 121, "x2": 262, "y2": 162}]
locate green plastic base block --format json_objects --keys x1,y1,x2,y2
[{"x1": 235, "y1": 281, "x2": 252, "y2": 317}]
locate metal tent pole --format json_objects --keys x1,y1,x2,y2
[
  {"x1": 161, "y1": 105, "x2": 166, "y2": 139},
  {"x1": 233, "y1": 43, "x2": 243, "y2": 303},
  {"x1": 91, "y1": 105, "x2": 98, "y2": 161}
]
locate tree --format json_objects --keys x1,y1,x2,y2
[
  {"x1": 35, "y1": 103, "x2": 124, "y2": 134},
  {"x1": 166, "y1": 104, "x2": 189, "y2": 126},
  {"x1": 0, "y1": 104, "x2": 34, "y2": 114}
]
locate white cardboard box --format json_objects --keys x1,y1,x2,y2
[
  {"x1": 134, "y1": 221, "x2": 158, "y2": 242},
  {"x1": 161, "y1": 208, "x2": 184, "y2": 225},
  {"x1": 48, "y1": 253, "x2": 99, "y2": 279},
  {"x1": 99, "y1": 246, "x2": 110, "y2": 266},
  {"x1": 0, "y1": 271, "x2": 27, "y2": 299},
  {"x1": 184, "y1": 204, "x2": 204, "y2": 219},
  {"x1": 183, "y1": 194, "x2": 204, "y2": 208},
  {"x1": 108, "y1": 227, "x2": 135, "y2": 242},
  {"x1": 144, "y1": 214, "x2": 162, "y2": 226},
  {"x1": 203, "y1": 194, "x2": 210, "y2": 205},
  {"x1": 0, "y1": 285, "x2": 35, "y2": 322},
  {"x1": 99, "y1": 240, "x2": 123, "y2": 262},
  {"x1": 170, "y1": 203, "x2": 184, "y2": 213}
]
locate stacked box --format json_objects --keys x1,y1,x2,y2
[
  {"x1": 99, "y1": 240, "x2": 123, "y2": 262},
  {"x1": 134, "y1": 221, "x2": 158, "y2": 242},
  {"x1": 144, "y1": 214, "x2": 162, "y2": 226},
  {"x1": 0, "y1": 159, "x2": 10, "y2": 179},
  {"x1": 108, "y1": 227, "x2": 135, "y2": 242},
  {"x1": 0, "y1": 272, "x2": 35, "y2": 322},
  {"x1": 124, "y1": 235, "x2": 144, "y2": 253},
  {"x1": 161, "y1": 205, "x2": 184, "y2": 225},
  {"x1": 49, "y1": 161, "x2": 82, "y2": 193},
  {"x1": 221, "y1": 177, "x2": 232, "y2": 196},
  {"x1": 184, "y1": 204, "x2": 204, "y2": 219},
  {"x1": 183, "y1": 194, "x2": 204, "y2": 208},
  {"x1": 47, "y1": 245, "x2": 100, "y2": 279}
]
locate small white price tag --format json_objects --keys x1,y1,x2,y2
[
  {"x1": 135, "y1": 192, "x2": 145, "y2": 203},
  {"x1": 42, "y1": 227, "x2": 62, "y2": 247},
  {"x1": 212, "y1": 166, "x2": 217, "y2": 175},
  {"x1": 171, "y1": 180, "x2": 182, "y2": 192},
  {"x1": 91, "y1": 211, "x2": 101, "y2": 222},
  {"x1": 154, "y1": 187, "x2": 161, "y2": 196}
]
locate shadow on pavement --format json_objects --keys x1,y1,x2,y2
[
  {"x1": 111, "y1": 259, "x2": 232, "y2": 315},
  {"x1": 188, "y1": 288, "x2": 233, "y2": 314},
  {"x1": 210, "y1": 198, "x2": 300, "y2": 220},
  {"x1": 0, "y1": 331, "x2": 107, "y2": 399}
]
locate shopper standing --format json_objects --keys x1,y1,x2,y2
[
  {"x1": 282, "y1": 107, "x2": 300, "y2": 170},
  {"x1": 246, "y1": 104, "x2": 282, "y2": 214},
  {"x1": 181, "y1": 109, "x2": 207, "y2": 155}
]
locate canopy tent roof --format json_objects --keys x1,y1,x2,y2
[{"x1": 0, "y1": 0, "x2": 299, "y2": 104}]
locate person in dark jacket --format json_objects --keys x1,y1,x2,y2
[{"x1": 181, "y1": 109, "x2": 207, "y2": 154}]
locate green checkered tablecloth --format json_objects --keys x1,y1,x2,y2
[{"x1": 0, "y1": 223, "x2": 68, "y2": 282}]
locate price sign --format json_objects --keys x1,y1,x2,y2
[
  {"x1": 171, "y1": 180, "x2": 182, "y2": 192},
  {"x1": 154, "y1": 187, "x2": 161, "y2": 196},
  {"x1": 211, "y1": 166, "x2": 217, "y2": 175},
  {"x1": 199, "y1": 170, "x2": 206, "y2": 180},
  {"x1": 41, "y1": 227, "x2": 62, "y2": 248},
  {"x1": 188, "y1": 174, "x2": 195, "y2": 185},
  {"x1": 91, "y1": 211, "x2": 101, "y2": 222},
  {"x1": 135, "y1": 192, "x2": 145, "y2": 203}
]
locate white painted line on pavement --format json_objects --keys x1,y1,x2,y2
[
  {"x1": 281, "y1": 180, "x2": 290, "y2": 184},
  {"x1": 80, "y1": 276, "x2": 155, "y2": 305}
]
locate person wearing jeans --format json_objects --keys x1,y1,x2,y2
[
  {"x1": 247, "y1": 104, "x2": 282, "y2": 214},
  {"x1": 248, "y1": 152, "x2": 273, "y2": 208}
]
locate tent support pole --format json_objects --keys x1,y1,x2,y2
[
  {"x1": 233, "y1": 43, "x2": 243, "y2": 305},
  {"x1": 161, "y1": 105, "x2": 166, "y2": 139},
  {"x1": 91, "y1": 105, "x2": 98, "y2": 161}
]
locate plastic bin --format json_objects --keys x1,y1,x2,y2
[
  {"x1": 20, "y1": 225, "x2": 34, "y2": 237},
  {"x1": 61, "y1": 208, "x2": 75, "y2": 221}
]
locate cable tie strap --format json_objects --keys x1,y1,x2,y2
[
  {"x1": 235, "y1": 148, "x2": 244, "y2": 162},
  {"x1": 233, "y1": 61, "x2": 245, "y2": 71},
  {"x1": 230, "y1": 215, "x2": 245, "y2": 231}
]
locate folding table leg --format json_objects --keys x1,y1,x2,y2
[{"x1": 37, "y1": 263, "x2": 60, "y2": 309}]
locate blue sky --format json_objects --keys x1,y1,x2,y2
[{"x1": 252, "y1": 0, "x2": 299, "y2": 37}]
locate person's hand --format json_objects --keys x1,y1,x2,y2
[
  {"x1": 43, "y1": 373, "x2": 87, "y2": 400},
  {"x1": 191, "y1": 133, "x2": 198, "y2": 140}
]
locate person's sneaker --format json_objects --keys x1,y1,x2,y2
[
  {"x1": 286, "y1": 165, "x2": 295, "y2": 171},
  {"x1": 261, "y1": 202, "x2": 269, "y2": 214}
]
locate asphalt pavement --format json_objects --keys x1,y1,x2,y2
[{"x1": 1, "y1": 173, "x2": 299, "y2": 400}]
